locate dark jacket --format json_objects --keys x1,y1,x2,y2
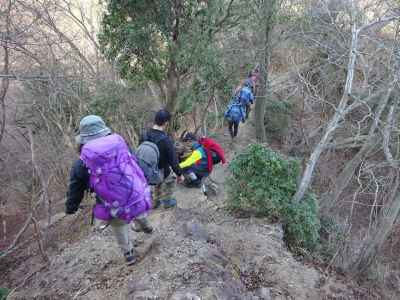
[
  {"x1": 140, "y1": 128, "x2": 182, "y2": 178},
  {"x1": 65, "y1": 159, "x2": 90, "y2": 214}
]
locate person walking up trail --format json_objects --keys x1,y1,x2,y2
[
  {"x1": 138, "y1": 109, "x2": 184, "y2": 209},
  {"x1": 65, "y1": 115, "x2": 152, "y2": 266},
  {"x1": 225, "y1": 70, "x2": 257, "y2": 140},
  {"x1": 238, "y1": 80, "x2": 255, "y2": 121},
  {"x1": 224, "y1": 95, "x2": 246, "y2": 140}
]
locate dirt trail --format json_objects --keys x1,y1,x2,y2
[{"x1": 7, "y1": 117, "x2": 358, "y2": 300}]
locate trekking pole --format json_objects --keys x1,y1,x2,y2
[
  {"x1": 99, "y1": 223, "x2": 110, "y2": 231},
  {"x1": 90, "y1": 208, "x2": 94, "y2": 226},
  {"x1": 78, "y1": 205, "x2": 111, "y2": 231}
]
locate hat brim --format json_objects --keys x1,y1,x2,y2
[{"x1": 75, "y1": 127, "x2": 111, "y2": 144}]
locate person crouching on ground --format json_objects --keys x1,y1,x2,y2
[{"x1": 178, "y1": 132, "x2": 210, "y2": 188}]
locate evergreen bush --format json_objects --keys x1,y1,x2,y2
[
  {"x1": 283, "y1": 194, "x2": 320, "y2": 250},
  {"x1": 226, "y1": 144, "x2": 320, "y2": 251},
  {"x1": 0, "y1": 288, "x2": 9, "y2": 300}
]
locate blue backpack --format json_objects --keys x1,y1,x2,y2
[
  {"x1": 238, "y1": 86, "x2": 254, "y2": 106},
  {"x1": 224, "y1": 99, "x2": 244, "y2": 123}
]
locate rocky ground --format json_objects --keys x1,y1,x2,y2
[{"x1": 4, "y1": 119, "x2": 383, "y2": 300}]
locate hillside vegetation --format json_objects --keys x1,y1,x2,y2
[{"x1": 2, "y1": 0, "x2": 400, "y2": 299}]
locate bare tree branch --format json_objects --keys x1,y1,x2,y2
[
  {"x1": 0, "y1": 0, "x2": 11, "y2": 146},
  {"x1": 383, "y1": 105, "x2": 398, "y2": 168},
  {"x1": 293, "y1": 8, "x2": 400, "y2": 203},
  {"x1": 0, "y1": 214, "x2": 33, "y2": 258},
  {"x1": 58, "y1": 0, "x2": 100, "y2": 50}
]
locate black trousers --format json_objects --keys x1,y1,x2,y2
[
  {"x1": 245, "y1": 104, "x2": 251, "y2": 119},
  {"x1": 228, "y1": 121, "x2": 239, "y2": 138}
]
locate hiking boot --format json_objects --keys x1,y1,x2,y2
[
  {"x1": 152, "y1": 199, "x2": 161, "y2": 209},
  {"x1": 183, "y1": 179, "x2": 202, "y2": 188},
  {"x1": 132, "y1": 218, "x2": 153, "y2": 234},
  {"x1": 161, "y1": 198, "x2": 177, "y2": 209},
  {"x1": 201, "y1": 183, "x2": 208, "y2": 196},
  {"x1": 203, "y1": 178, "x2": 218, "y2": 197},
  {"x1": 124, "y1": 249, "x2": 138, "y2": 266}
]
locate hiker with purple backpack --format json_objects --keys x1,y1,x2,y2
[{"x1": 65, "y1": 115, "x2": 153, "y2": 265}]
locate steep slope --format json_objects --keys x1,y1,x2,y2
[
  {"x1": 9, "y1": 196, "x2": 321, "y2": 299},
  {"x1": 7, "y1": 119, "x2": 366, "y2": 300}
]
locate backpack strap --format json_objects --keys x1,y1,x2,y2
[
  {"x1": 141, "y1": 130, "x2": 148, "y2": 143},
  {"x1": 203, "y1": 146, "x2": 213, "y2": 172}
]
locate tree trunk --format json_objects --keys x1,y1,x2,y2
[
  {"x1": 292, "y1": 18, "x2": 359, "y2": 203},
  {"x1": 165, "y1": 60, "x2": 180, "y2": 113},
  {"x1": 321, "y1": 87, "x2": 393, "y2": 211},
  {"x1": 255, "y1": 66, "x2": 267, "y2": 142},
  {"x1": 165, "y1": 6, "x2": 181, "y2": 114},
  {"x1": 292, "y1": 11, "x2": 400, "y2": 203},
  {"x1": 0, "y1": 0, "x2": 11, "y2": 146},
  {"x1": 321, "y1": 136, "x2": 381, "y2": 212},
  {"x1": 350, "y1": 100, "x2": 400, "y2": 274},
  {"x1": 255, "y1": 0, "x2": 279, "y2": 142},
  {"x1": 350, "y1": 171, "x2": 400, "y2": 274}
]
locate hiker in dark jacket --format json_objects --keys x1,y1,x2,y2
[
  {"x1": 66, "y1": 115, "x2": 153, "y2": 266},
  {"x1": 139, "y1": 109, "x2": 184, "y2": 208}
]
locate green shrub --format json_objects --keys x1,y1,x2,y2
[
  {"x1": 0, "y1": 288, "x2": 9, "y2": 300},
  {"x1": 226, "y1": 144, "x2": 299, "y2": 218},
  {"x1": 226, "y1": 144, "x2": 320, "y2": 251},
  {"x1": 283, "y1": 194, "x2": 320, "y2": 251}
]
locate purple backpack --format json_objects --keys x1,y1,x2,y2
[{"x1": 80, "y1": 134, "x2": 152, "y2": 223}]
